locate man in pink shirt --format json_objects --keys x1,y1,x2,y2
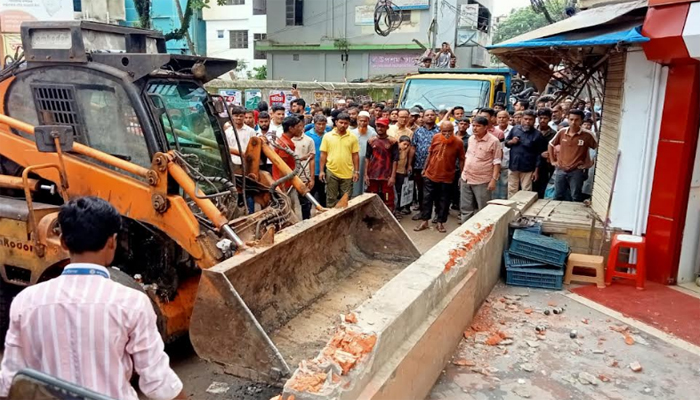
[
  {"x1": 460, "y1": 116, "x2": 503, "y2": 223},
  {"x1": 0, "y1": 197, "x2": 184, "y2": 400}
]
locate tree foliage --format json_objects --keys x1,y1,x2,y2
[
  {"x1": 493, "y1": 0, "x2": 568, "y2": 44},
  {"x1": 251, "y1": 65, "x2": 267, "y2": 80}
]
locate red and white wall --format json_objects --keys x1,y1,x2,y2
[{"x1": 641, "y1": 0, "x2": 700, "y2": 284}]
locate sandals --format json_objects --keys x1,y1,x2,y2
[
  {"x1": 437, "y1": 224, "x2": 447, "y2": 233},
  {"x1": 413, "y1": 222, "x2": 429, "y2": 232}
]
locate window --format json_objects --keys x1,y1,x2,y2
[
  {"x1": 253, "y1": 0, "x2": 266, "y2": 15},
  {"x1": 229, "y1": 30, "x2": 248, "y2": 49},
  {"x1": 285, "y1": 0, "x2": 303, "y2": 26},
  {"x1": 217, "y1": 30, "x2": 224, "y2": 39},
  {"x1": 224, "y1": 0, "x2": 244, "y2": 5},
  {"x1": 73, "y1": 0, "x2": 82, "y2": 12},
  {"x1": 400, "y1": 10, "x2": 411, "y2": 23},
  {"x1": 147, "y1": 81, "x2": 229, "y2": 183},
  {"x1": 7, "y1": 68, "x2": 152, "y2": 171},
  {"x1": 253, "y1": 33, "x2": 267, "y2": 59}
]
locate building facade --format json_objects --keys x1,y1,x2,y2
[
  {"x1": 257, "y1": 0, "x2": 493, "y2": 82},
  {"x1": 124, "y1": 0, "x2": 206, "y2": 55},
  {"x1": 202, "y1": 0, "x2": 267, "y2": 80}
]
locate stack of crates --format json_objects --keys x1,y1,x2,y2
[{"x1": 504, "y1": 229, "x2": 570, "y2": 290}]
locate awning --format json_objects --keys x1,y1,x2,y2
[
  {"x1": 487, "y1": 1, "x2": 649, "y2": 92},
  {"x1": 493, "y1": 0, "x2": 648, "y2": 48},
  {"x1": 488, "y1": 26, "x2": 649, "y2": 50}
]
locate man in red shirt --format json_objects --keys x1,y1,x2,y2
[
  {"x1": 272, "y1": 116, "x2": 302, "y2": 190},
  {"x1": 364, "y1": 118, "x2": 398, "y2": 211},
  {"x1": 414, "y1": 121, "x2": 465, "y2": 233}
]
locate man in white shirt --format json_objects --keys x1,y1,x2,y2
[
  {"x1": 225, "y1": 106, "x2": 257, "y2": 168},
  {"x1": 0, "y1": 197, "x2": 184, "y2": 400},
  {"x1": 269, "y1": 105, "x2": 286, "y2": 137},
  {"x1": 292, "y1": 124, "x2": 316, "y2": 220}
]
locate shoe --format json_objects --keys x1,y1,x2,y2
[
  {"x1": 411, "y1": 203, "x2": 420, "y2": 211},
  {"x1": 411, "y1": 214, "x2": 422, "y2": 221},
  {"x1": 431, "y1": 216, "x2": 438, "y2": 224}
]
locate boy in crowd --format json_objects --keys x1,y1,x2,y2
[{"x1": 394, "y1": 135, "x2": 413, "y2": 217}]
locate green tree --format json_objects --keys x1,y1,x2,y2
[
  {"x1": 494, "y1": 0, "x2": 568, "y2": 44},
  {"x1": 251, "y1": 65, "x2": 267, "y2": 80}
]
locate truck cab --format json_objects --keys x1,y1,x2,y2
[{"x1": 398, "y1": 68, "x2": 514, "y2": 112}]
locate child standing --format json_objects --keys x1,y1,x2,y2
[
  {"x1": 365, "y1": 118, "x2": 398, "y2": 212},
  {"x1": 394, "y1": 135, "x2": 412, "y2": 218}
]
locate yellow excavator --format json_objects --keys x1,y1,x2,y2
[{"x1": 0, "y1": 21, "x2": 420, "y2": 384}]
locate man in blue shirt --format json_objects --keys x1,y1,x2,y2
[
  {"x1": 305, "y1": 114, "x2": 329, "y2": 207},
  {"x1": 504, "y1": 110, "x2": 547, "y2": 198},
  {"x1": 409, "y1": 109, "x2": 440, "y2": 220}
]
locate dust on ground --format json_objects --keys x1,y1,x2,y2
[{"x1": 429, "y1": 283, "x2": 700, "y2": 400}]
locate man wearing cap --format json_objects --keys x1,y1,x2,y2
[
  {"x1": 409, "y1": 107, "x2": 422, "y2": 132},
  {"x1": 335, "y1": 99, "x2": 347, "y2": 111},
  {"x1": 350, "y1": 111, "x2": 377, "y2": 197}
]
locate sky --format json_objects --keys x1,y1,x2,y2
[{"x1": 494, "y1": 0, "x2": 533, "y2": 16}]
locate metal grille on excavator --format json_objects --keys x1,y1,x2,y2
[{"x1": 31, "y1": 84, "x2": 87, "y2": 144}]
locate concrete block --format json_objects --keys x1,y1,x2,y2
[
  {"x1": 508, "y1": 191, "x2": 538, "y2": 213},
  {"x1": 281, "y1": 204, "x2": 514, "y2": 400}
]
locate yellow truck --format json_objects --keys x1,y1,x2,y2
[{"x1": 398, "y1": 68, "x2": 516, "y2": 111}]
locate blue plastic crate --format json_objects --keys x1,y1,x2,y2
[
  {"x1": 520, "y1": 224, "x2": 543, "y2": 235},
  {"x1": 503, "y1": 251, "x2": 548, "y2": 268},
  {"x1": 506, "y1": 266, "x2": 564, "y2": 290},
  {"x1": 509, "y1": 230, "x2": 570, "y2": 267}
]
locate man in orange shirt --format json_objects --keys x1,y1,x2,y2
[
  {"x1": 460, "y1": 116, "x2": 503, "y2": 223},
  {"x1": 414, "y1": 121, "x2": 465, "y2": 233}
]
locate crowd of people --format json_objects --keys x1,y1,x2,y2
[{"x1": 225, "y1": 92, "x2": 599, "y2": 233}]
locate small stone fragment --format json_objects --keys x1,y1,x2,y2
[
  {"x1": 624, "y1": 334, "x2": 635, "y2": 345},
  {"x1": 535, "y1": 325, "x2": 547, "y2": 333},
  {"x1": 570, "y1": 330, "x2": 578, "y2": 339},
  {"x1": 543, "y1": 309, "x2": 551, "y2": 316},
  {"x1": 206, "y1": 382, "x2": 230, "y2": 394},
  {"x1": 582, "y1": 318, "x2": 589, "y2": 324},
  {"x1": 475, "y1": 333, "x2": 489, "y2": 344},
  {"x1": 553, "y1": 307, "x2": 564, "y2": 315},
  {"x1": 593, "y1": 349, "x2": 606, "y2": 354},
  {"x1": 524, "y1": 308, "x2": 533, "y2": 314},
  {"x1": 526, "y1": 340, "x2": 540, "y2": 348},
  {"x1": 344, "y1": 313, "x2": 358, "y2": 324},
  {"x1": 517, "y1": 378, "x2": 526, "y2": 384},
  {"x1": 500, "y1": 339, "x2": 514, "y2": 346},
  {"x1": 521, "y1": 363, "x2": 535, "y2": 372},
  {"x1": 452, "y1": 358, "x2": 476, "y2": 367},
  {"x1": 644, "y1": 387, "x2": 651, "y2": 393},
  {"x1": 598, "y1": 374, "x2": 610, "y2": 383},
  {"x1": 513, "y1": 386, "x2": 532, "y2": 398},
  {"x1": 470, "y1": 367, "x2": 490, "y2": 376},
  {"x1": 629, "y1": 361, "x2": 643, "y2": 372},
  {"x1": 578, "y1": 372, "x2": 599, "y2": 386}
]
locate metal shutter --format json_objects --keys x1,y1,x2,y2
[{"x1": 592, "y1": 51, "x2": 626, "y2": 220}]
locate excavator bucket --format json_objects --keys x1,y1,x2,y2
[{"x1": 189, "y1": 194, "x2": 421, "y2": 384}]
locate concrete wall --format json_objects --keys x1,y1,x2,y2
[
  {"x1": 266, "y1": 0, "x2": 427, "y2": 47},
  {"x1": 267, "y1": 50, "x2": 423, "y2": 81},
  {"x1": 281, "y1": 192, "x2": 537, "y2": 400},
  {"x1": 202, "y1": 0, "x2": 267, "y2": 77}
]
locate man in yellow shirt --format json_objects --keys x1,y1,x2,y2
[
  {"x1": 388, "y1": 109, "x2": 414, "y2": 140},
  {"x1": 320, "y1": 113, "x2": 360, "y2": 207}
]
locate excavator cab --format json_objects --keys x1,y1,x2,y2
[{"x1": 0, "y1": 21, "x2": 420, "y2": 387}]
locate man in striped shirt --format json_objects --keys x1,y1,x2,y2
[{"x1": 0, "y1": 197, "x2": 184, "y2": 400}]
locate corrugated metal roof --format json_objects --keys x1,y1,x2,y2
[{"x1": 496, "y1": 0, "x2": 648, "y2": 47}]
